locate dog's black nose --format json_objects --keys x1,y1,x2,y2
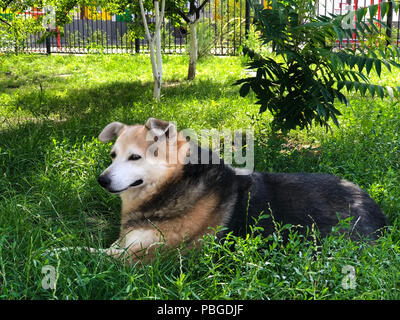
[{"x1": 97, "y1": 175, "x2": 111, "y2": 188}]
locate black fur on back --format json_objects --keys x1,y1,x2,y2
[
  {"x1": 229, "y1": 172, "x2": 387, "y2": 240},
  {"x1": 184, "y1": 145, "x2": 387, "y2": 240},
  {"x1": 134, "y1": 143, "x2": 387, "y2": 240}
]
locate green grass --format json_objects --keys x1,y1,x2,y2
[{"x1": 0, "y1": 52, "x2": 400, "y2": 300}]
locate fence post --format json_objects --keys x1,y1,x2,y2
[
  {"x1": 135, "y1": 38, "x2": 140, "y2": 53},
  {"x1": 245, "y1": 0, "x2": 250, "y2": 37},
  {"x1": 133, "y1": 14, "x2": 140, "y2": 53},
  {"x1": 46, "y1": 28, "x2": 51, "y2": 55},
  {"x1": 386, "y1": 0, "x2": 393, "y2": 46}
]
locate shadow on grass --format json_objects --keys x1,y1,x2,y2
[
  {"x1": 2, "y1": 109, "x2": 397, "y2": 248},
  {"x1": 9, "y1": 72, "x2": 395, "y2": 243},
  {"x1": 10, "y1": 78, "x2": 241, "y2": 122},
  {"x1": 0, "y1": 76, "x2": 250, "y2": 246}
]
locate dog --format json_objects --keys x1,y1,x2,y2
[{"x1": 90, "y1": 117, "x2": 387, "y2": 262}]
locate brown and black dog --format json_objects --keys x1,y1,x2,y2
[{"x1": 90, "y1": 118, "x2": 387, "y2": 262}]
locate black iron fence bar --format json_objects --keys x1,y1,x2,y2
[
  {"x1": 227, "y1": 0, "x2": 230, "y2": 55},
  {"x1": 245, "y1": 0, "x2": 251, "y2": 37},
  {"x1": 387, "y1": 0, "x2": 394, "y2": 45}
]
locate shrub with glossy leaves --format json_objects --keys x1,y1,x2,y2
[{"x1": 236, "y1": 0, "x2": 400, "y2": 132}]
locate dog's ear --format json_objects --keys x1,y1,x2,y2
[
  {"x1": 98, "y1": 122, "x2": 126, "y2": 142},
  {"x1": 145, "y1": 118, "x2": 176, "y2": 139}
]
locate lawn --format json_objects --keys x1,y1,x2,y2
[{"x1": 0, "y1": 53, "x2": 399, "y2": 299}]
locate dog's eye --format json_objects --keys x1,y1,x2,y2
[
  {"x1": 110, "y1": 152, "x2": 116, "y2": 159},
  {"x1": 128, "y1": 154, "x2": 141, "y2": 161}
]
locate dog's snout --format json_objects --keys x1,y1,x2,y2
[{"x1": 97, "y1": 175, "x2": 111, "y2": 189}]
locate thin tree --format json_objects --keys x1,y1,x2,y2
[
  {"x1": 139, "y1": 0, "x2": 165, "y2": 100},
  {"x1": 168, "y1": 0, "x2": 210, "y2": 80}
]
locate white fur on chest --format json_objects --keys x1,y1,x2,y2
[{"x1": 121, "y1": 228, "x2": 160, "y2": 251}]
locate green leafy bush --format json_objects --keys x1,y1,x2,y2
[
  {"x1": 236, "y1": 0, "x2": 400, "y2": 132},
  {"x1": 65, "y1": 30, "x2": 84, "y2": 48},
  {"x1": 0, "y1": 13, "x2": 42, "y2": 54}
]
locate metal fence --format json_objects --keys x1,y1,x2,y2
[
  {"x1": 0, "y1": 0, "x2": 250, "y2": 55},
  {"x1": 0, "y1": 0, "x2": 399, "y2": 55},
  {"x1": 317, "y1": 0, "x2": 400, "y2": 47}
]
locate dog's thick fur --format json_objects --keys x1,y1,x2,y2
[{"x1": 95, "y1": 118, "x2": 387, "y2": 262}]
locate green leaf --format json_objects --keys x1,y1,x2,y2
[
  {"x1": 382, "y1": 60, "x2": 392, "y2": 73},
  {"x1": 332, "y1": 25, "x2": 343, "y2": 43},
  {"x1": 380, "y1": 2, "x2": 388, "y2": 19},
  {"x1": 357, "y1": 56, "x2": 366, "y2": 73},
  {"x1": 337, "y1": 81, "x2": 345, "y2": 91},
  {"x1": 365, "y1": 58, "x2": 374, "y2": 75},
  {"x1": 359, "y1": 83, "x2": 368, "y2": 96},
  {"x1": 354, "y1": 81, "x2": 360, "y2": 92},
  {"x1": 374, "y1": 59, "x2": 382, "y2": 77},
  {"x1": 239, "y1": 83, "x2": 251, "y2": 97},
  {"x1": 355, "y1": 7, "x2": 367, "y2": 22},
  {"x1": 377, "y1": 85, "x2": 385, "y2": 99},
  {"x1": 389, "y1": 60, "x2": 400, "y2": 68},
  {"x1": 345, "y1": 81, "x2": 354, "y2": 91},
  {"x1": 331, "y1": 112, "x2": 340, "y2": 127},
  {"x1": 334, "y1": 90, "x2": 349, "y2": 105},
  {"x1": 321, "y1": 87, "x2": 333, "y2": 102},
  {"x1": 368, "y1": 4, "x2": 378, "y2": 18},
  {"x1": 256, "y1": 68, "x2": 264, "y2": 79},
  {"x1": 349, "y1": 55, "x2": 358, "y2": 69},
  {"x1": 368, "y1": 84, "x2": 376, "y2": 98}
]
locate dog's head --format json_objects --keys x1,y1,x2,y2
[{"x1": 97, "y1": 118, "x2": 187, "y2": 194}]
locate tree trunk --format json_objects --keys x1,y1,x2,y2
[
  {"x1": 149, "y1": 39, "x2": 161, "y2": 100},
  {"x1": 187, "y1": 20, "x2": 198, "y2": 81},
  {"x1": 139, "y1": 0, "x2": 164, "y2": 101},
  {"x1": 154, "y1": 28, "x2": 162, "y2": 100}
]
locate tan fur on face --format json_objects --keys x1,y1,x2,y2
[
  {"x1": 115, "y1": 124, "x2": 187, "y2": 216},
  {"x1": 114, "y1": 125, "x2": 148, "y2": 155}
]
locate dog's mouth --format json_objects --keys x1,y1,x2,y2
[
  {"x1": 129, "y1": 179, "x2": 144, "y2": 187},
  {"x1": 109, "y1": 179, "x2": 144, "y2": 194}
]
